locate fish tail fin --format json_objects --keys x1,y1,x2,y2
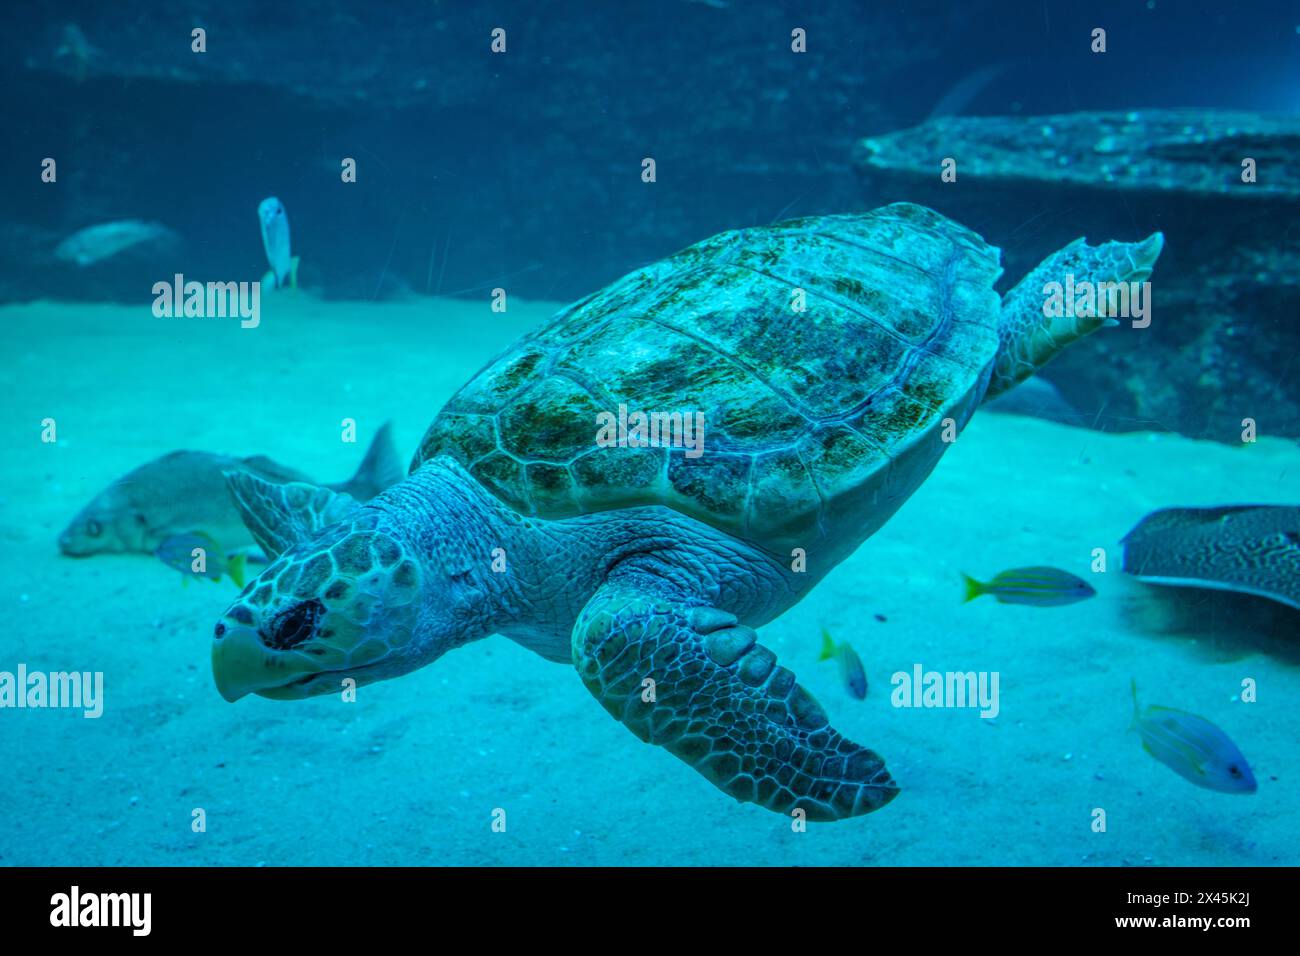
[
  {"x1": 818, "y1": 629, "x2": 836, "y2": 661},
  {"x1": 228, "y1": 553, "x2": 247, "y2": 590},
  {"x1": 289, "y1": 256, "x2": 300, "y2": 290},
  {"x1": 333, "y1": 421, "x2": 404, "y2": 501},
  {"x1": 961, "y1": 573, "x2": 984, "y2": 602}
]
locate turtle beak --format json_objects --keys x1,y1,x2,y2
[{"x1": 211, "y1": 623, "x2": 320, "y2": 702}]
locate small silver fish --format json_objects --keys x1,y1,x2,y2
[
  {"x1": 258, "y1": 197, "x2": 299, "y2": 289},
  {"x1": 962, "y1": 566, "x2": 1096, "y2": 607},
  {"x1": 59, "y1": 424, "x2": 401, "y2": 557},
  {"x1": 1131, "y1": 680, "x2": 1256, "y2": 794},
  {"x1": 156, "y1": 531, "x2": 247, "y2": 588},
  {"x1": 54, "y1": 220, "x2": 178, "y2": 267},
  {"x1": 819, "y1": 629, "x2": 867, "y2": 700}
]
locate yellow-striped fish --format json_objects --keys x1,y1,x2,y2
[
  {"x1": 1130, "y1": 679, "x2": 1256, "y2": 794},
  {"x1": 819, "y1": 629, "x2": 867, "y2": 700},
  {"x1": 962, "y1": 566, "x2": 1095, "y2": 606},
  {"x1": 156, "y1": 531, "x2": 247, "y2": 589}
]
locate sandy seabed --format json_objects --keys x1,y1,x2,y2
[{"x1": 1, "y1": 293, "x2": 1296, "y2": 866}]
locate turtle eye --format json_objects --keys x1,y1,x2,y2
[
  {"x1": 263, "y1": 600, "x2": 324, "y2": 650},
  {"x1": 85, "y1": 520, "x2": 102, "y2": 538}
]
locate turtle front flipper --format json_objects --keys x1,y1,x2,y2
[
  {"x1": 223, "y1": 471, "x2": 360, "y2": 558},
  {"x1": 571, "y1": 581, "x2": 899, "y2": 821}
]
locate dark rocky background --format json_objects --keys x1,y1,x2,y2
[
  {"x1": 2, "y1": 0, "x2": 945, "y2": 304},
  {"x1": 1, "y1": 0, "x2": 1297, "y2": 439}
]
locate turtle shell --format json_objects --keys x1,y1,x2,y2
[{"x1": 415, "y1": 203, "x2": 1003, "y2": 558}]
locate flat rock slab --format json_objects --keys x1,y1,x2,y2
[{"x1": 857, "y1": 109, "x2": 1300, "y2": 201}]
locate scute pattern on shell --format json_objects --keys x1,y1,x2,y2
[{"x1": 415, "y1": 203, "x2": 1003, "y2": 553}]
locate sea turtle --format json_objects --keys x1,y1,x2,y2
[{"x1": 211, "y1": 203, "x2": 1162, "y2": 821}]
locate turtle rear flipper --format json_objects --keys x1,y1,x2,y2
[
  {"x1": 986, "y1": 231, "x2": 1164, "y2": 399},
  {"x1": 571, "y1": 580, "x2": 899, "y2": 821}
]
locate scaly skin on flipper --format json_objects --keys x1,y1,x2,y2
[
  {"x1": 573, "y1": 580, "x2": 898, "y2": 820},
  {"x1": 224, "y1": 473, "x2": 361, "y2": 558},
  {"x1": 986, "y1": 232, "x2": 1164, "y2": 400}
]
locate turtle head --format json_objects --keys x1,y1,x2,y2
[{"x1": 211, "y1": 473, "x2": 443, "y2": 702}]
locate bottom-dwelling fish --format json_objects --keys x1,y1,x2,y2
[
  {"x1": 819, "y1": 629, "x2": 867, "y2": 700},
  {"x1": 59, "y1": 423, "x2": 402, "y2": 557},
  {"x1": 962, "y1": 566, "x2": 1096, "y2": 606},
  {"x1": 1130, "y1": 679, "x2": 1256, "y2": 794},
  {"x1": 156, "y1": 531, "x2": 247, "y2": 588},
  {"x1": 1122, "y1": 504, "x2": 1300, "y2": 611}
]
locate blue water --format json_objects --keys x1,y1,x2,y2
[{"x1": 1, "y1": 1, "x2": 1297, "y2": 867}]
